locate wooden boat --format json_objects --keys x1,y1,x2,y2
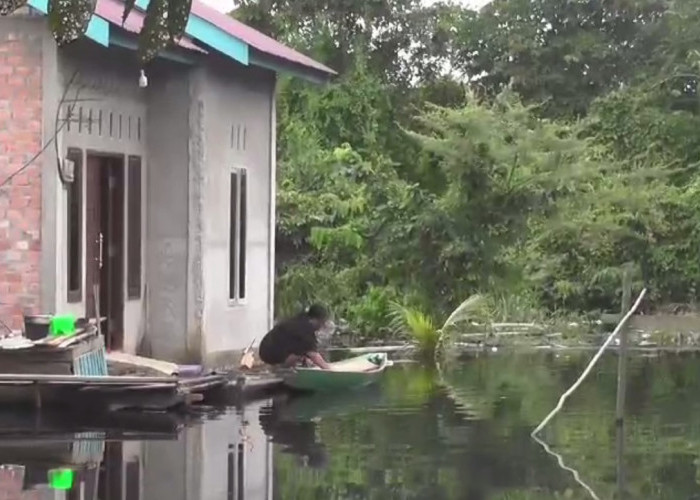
[{"x1": 282, "y1": 352, "x2": 392, "y2": 392}]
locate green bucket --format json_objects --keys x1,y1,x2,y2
[{"x1": 49, "y1": 314, "x2": 77, "y2": 337}]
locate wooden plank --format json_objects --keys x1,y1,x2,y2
[
  {"x1": 79, "y1": 383, "x2": 178, "y2": 392},
  {"x1": 106, "y1": 352, "x2": 179, "y2": 376},
  {"x1": 0, "y1": 374, "x2": 177, "y2": 384},
  {"x1": 178, "y1": 374, "x2": 225, "y2": 386},
  {"x1": 0, "y1": 362, "x2": 74, "y2": 375}
]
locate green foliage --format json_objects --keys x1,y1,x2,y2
[
  {"x1": 263, "y1": 0, "x2": 700, "y2": 336},
  {"x1": 388, "y1": 302, "x2": 439, "y2": 354},
  {"x1": 452, "y1": 0, "x2": 669, "y2": 118}
]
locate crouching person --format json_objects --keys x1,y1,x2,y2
[{"x1": 259, "y1": 304, "x2": 333, "y2": 370}]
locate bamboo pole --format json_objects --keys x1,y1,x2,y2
[{"x1": 532, "y1": 288, "x2": 647, "y2": 436}]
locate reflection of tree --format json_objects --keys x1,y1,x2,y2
[
  {"x1": 271, "y1": 353, "x2": 700, "y2": 499},
  {"x1": 272, "y1": 365, "x2": 571, "y2": 499},
  {"x1": 447, "y1": 353, "x2": 700, "y2": 499}
]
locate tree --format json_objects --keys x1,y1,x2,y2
[
  {"x1": 259, "y1": 0, "x2": 700, "y2": 332},
  {"x1": 0, "y1": 0, "x2": 192, "y2": 64},
  {"x1": 453, "y1": 0, "x2": 668, "y2": 117},
  {"x1": 233, "y1": 0, "x2": 462, "y2": 87}
]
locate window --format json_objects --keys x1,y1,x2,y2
[
  {"x1": 66, "y1": 148, "x2": 82, "y2": 303},
  {"x1": 127, "y1": 156, "x2": 142, "y2": 299},
  {"x1": 229, "y1": 168, "x2": 247, "y2": 302}
]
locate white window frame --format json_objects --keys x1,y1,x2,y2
[{"x1": 229, "y1": 166, "x2": 248, "y2": 305}]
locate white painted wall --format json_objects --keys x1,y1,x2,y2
[{"x1": 197, "y1": 65, "x2": 276, "y2": 355}]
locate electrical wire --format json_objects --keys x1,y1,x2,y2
[{"x1": 0, "y1": 70, "x2": 81, "y2": 189}]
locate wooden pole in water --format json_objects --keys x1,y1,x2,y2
[
  {"x1": 615, "y1": 264, "x2": 633, "y2": 424},
  {"x1": 616, "y1": 420, "x2": 626, "y2": 499},
  {"x1": 615, "y1": 264, "x2": 632, "y2": 499}
]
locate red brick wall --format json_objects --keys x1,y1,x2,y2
[
  {"x1": 0, "y1": 465, "x2": 24, "y2": 500},
  {"x1": 0, "y1": 29, "x2": 43, "y2": 330}
]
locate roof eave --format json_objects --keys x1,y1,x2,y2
[{"x1": 249, "y1": 49, "x2": 336, "y2": 85}]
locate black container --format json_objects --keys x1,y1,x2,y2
[{"x1": 23, "y1": 315, "x2": 52, "y2": 341}]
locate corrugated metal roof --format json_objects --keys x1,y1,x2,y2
[
  {"x1": 189, "y1": 0, "x2": 336, "y2": 76},
  {"x1": 96, "y1": 0, "x2": 208, "y2": 54}
]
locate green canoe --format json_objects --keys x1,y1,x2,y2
[{"x1": 282, "y1": 352, "x2": 392, "y2": 392}]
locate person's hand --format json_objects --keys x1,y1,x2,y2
[{"x1": 307, "y1": 351, "x2": 332, "y2": 370}]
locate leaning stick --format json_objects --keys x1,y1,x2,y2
[{"x1": 532, "y1": 288, "x2": 647, "y2": 436}]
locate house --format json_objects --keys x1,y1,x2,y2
[{"x1": 0, "y1": 0, "x2": 335, "y2": 362}]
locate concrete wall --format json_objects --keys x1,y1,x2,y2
[
  {"x1": 146, "y1": 61, "x2": 276, "y2": 362},
  {"x1": 53, "y1": 43, "x2": 147, "y2": 354},
  {"x1": 0, "y1": 17, "x2": 49, "y2": 329},
  {"x1": 145, "y1": 62, "x2": 192, "y2": 361},
  {"x1": 194, "y1": 61, "x2": 276, "y2": 356}
]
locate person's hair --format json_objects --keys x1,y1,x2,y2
[{"x1": 306, "y1": 304, "x2": 329, "y2": 321}]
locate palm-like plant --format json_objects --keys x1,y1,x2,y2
[
  {"x1": 389, "y1": 294, "x2": 489, "y2": 358},
  {"x1": 388, "y1": 304, "x2": 438, "y2": 354}
]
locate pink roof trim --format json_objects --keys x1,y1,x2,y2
[
  {"x1": 190, "y1": 1, "x2": 336, "y2": 76},
  {"x1": 96, "y1": 0, "x2": 207, "y2": 54}
]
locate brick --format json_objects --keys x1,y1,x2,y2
[{"x1": 0, "y1": 33, "x2": 42, "y2": 329}]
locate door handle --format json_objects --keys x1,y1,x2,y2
[{"x1": 98, "y1": 233, "x2": 104, "y2": 269}]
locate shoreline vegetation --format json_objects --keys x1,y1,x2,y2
[
  {"x1": 329, "y1": 310, "x2": 700, "y2": 353},
  {"x1": 233, "y1": 0, "x2": 700, "y2": 342}
]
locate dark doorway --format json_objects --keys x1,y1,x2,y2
[{"x1": 85, "y1": 154, "x2": 125, "y2": 351}]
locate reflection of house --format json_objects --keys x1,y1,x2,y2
[
  {"x1": 0, "y1": 434, "x2": 104, "y2": 499},
  {"x1": 0, "y1": 405, "x2": 273, "y2": 499},
  {"x1": 127, "y1": 401, "x2": 272, "y2": 500},
  {"x1": 0, "y1": 1, "x2": 334, "y2": 362}
]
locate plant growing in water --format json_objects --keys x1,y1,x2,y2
[{"x1": 389, "y1": 295, "x2": 489, "y2": 359}]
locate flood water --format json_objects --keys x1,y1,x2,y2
[{"x1": 3, "y1": 351, "x2": 700, "y2": 499}]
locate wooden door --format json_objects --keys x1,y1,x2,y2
[
  {"x1": 85, "y1": 155, "x2": 125, "y2": 351},
  {"x1": 103, "y1": 157, "x2": 125, "y2": 350}
]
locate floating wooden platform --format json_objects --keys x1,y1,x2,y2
[
  {"x1": 0, "y1": 327, "x2": 227, "y2": 411},
  {"x1": 0, "y1": 372, "x2": 228, "y2": 411}
]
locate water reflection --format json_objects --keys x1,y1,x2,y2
[
  {"x1": 0, "y1": 406, "x2": 274, "y2": 500},
  {"x1": 259, "y1": 395, "x2": 329, "y2": 469},
  {"x1": 2, "y1": 353, "x2": 700, "y2": 499}
]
